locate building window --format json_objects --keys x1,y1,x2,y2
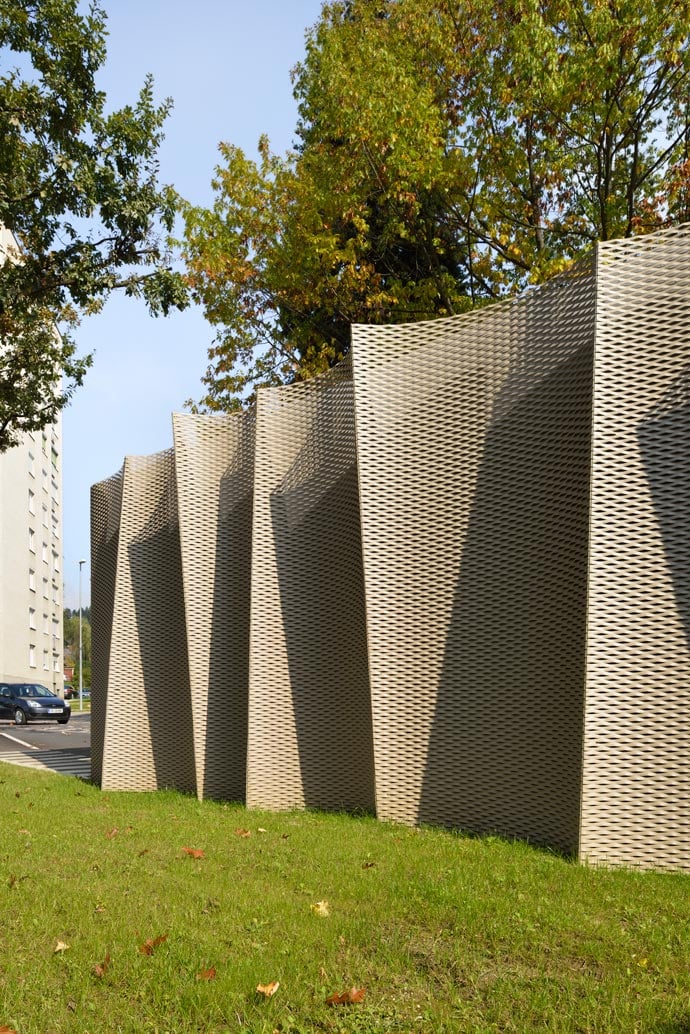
[
  {"x1": 43, "y1": 650, "x2": 49, "y2": 670},
  {"x1": 29, "y1": 645, "x2": 36, "y2": 668},
  {"x1": 28, "y1": 451, "x2": 35, "y2": 477},
  {"x1": 29, "y1": 607, "x2": 36, "y2": 630},
  {"x1": 53, "y1": 654, "x2": 60, "y2": 673},
  {"x1": 43, "y1": 577, "x2": 48, "y2": 599},
  {"x1": 28, "y1": 527, "x2": 35, "y2": 552},
  {"x1": 51, "y1": 446, "x2": 58, "y2": 471},
  {"x1": 29, "y1": 569, "x2": 35, "y2": 592},
  {"x1": 52, "y1": 583, "x2": 58, "y2": 604},
  {"x1": 42, "y1": 504, "x2": 48, "y2": 528},
  {"x1": 52, "y1": 551, "x2": 60, "y2": 573},
  {"x1": 43, "y1": 613, "x2": 49, "y2": 634},
  {"x1": 28, "y1": 489, "x2": 35, "y2": 515},
  {"x1": 42, "y1": 542, "x2": 48, "y2": 563},
  {"x1": 52, "y1": 617, "x2": 59, "y2": 640},
  {"x1": 52, "y1": 515, "x2": 59, "y2": 539}
]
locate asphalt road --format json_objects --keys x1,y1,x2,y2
[{"x1": 0, "y1": 711, "x2": 91, "y2": 779}]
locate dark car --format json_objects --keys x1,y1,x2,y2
[
  {"x1": 63, "y1": 684, "x2": 75, "y2": 700},
  {"x1": 0, "y1": 683, "x2": 70, "y2": 725}
]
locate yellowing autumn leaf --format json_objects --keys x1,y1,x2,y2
[
  {"x1": 196, "y1": 966, "x2": 217, "y2": 981},
  {"x1": 326, "y1": 986, "x2": 366, "y2": 1006},
  {"x1": 310, "y1": 900, "x2": 330, "y2": 917},
  {"x1": 256, "y1": 980, "x2": 280, "y2": 997},
  {"x1": 182, "y1": 846, "x2": 205, "y2": 859},
  {"x1": 92, "y1": 952, "x2": 111, "y2": 978},
  {"x1": 234, "y1": 828, "x2": 251, "y2": 838},
  {"x1": 54, "y1": 940, "x2": 70, "y2": 954},
  {"x1": 139, "y1": 934, "x2": 168, "y2": 956}
]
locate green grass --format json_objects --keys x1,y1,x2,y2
[{"x1": 1, "y1": 764, "x2": 690, "y2": 1033}]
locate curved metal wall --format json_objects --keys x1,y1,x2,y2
[
  {"x1": 246, "y1": 363, "x2": 376, "y2": 813},
  {"x1": 581, "y1": 227, "x2": 690, "y2": 870},
  {"x1": 90, "y1": 225, "x2": 690, "y2": 870},
  {"x1": 172, "y1": 411, "x2": 255, "y2": 802},
  {"x1": 101, "y1": 450, "x2": 196, "y2": 793},
  {"x1": 351, "y1": 262, "x2": 596, "y2": 853}
]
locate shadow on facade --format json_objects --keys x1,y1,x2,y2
[
  {"x1": 638, "y1": 366, "x2": 690, "y2": 654},
  {"x1": 201, "y1": 452, "x2": 253, "y2": 802},
  {"x1": 419, "y1": 343, "x2": 593, "y2": 855},
  {"x1": 270, "y1": 437, "x2": 376, "y2": 814},
  {"x1": 128, "y1": 498, "x2": 196, "y2": 794}
]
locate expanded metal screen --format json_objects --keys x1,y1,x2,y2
[
  {"x1": 172, "y1": 411, "x2": 255, "y2": 801},
  {"x1": 246, "y1": 363, "x2": 376, "y2": 813},
  {"x1": 581, "y1": 226, "x2": 690, "y2": 870},
  {"x1": 90, "y1": 468, "x2": 123, "y2": 788},
  {"x1": 351, "y1": 263, "x2": 596, "y2": 853},
  {"x1": 90, "y1": 225, "x2": 690, "y2": 870},
  {"x1": 100, "y1": 450, "x2": 196, "y2": 793}
]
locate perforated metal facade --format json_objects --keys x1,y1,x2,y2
[
  {"x1": 173, "y1": 411, "x2": 254, "y2": 802},
  {"x1": 246, "y1": 364, "x2": 376, "y2": 813},
  {"x1": 99, "y1": 450, "x2": 196, "y2": 793},
  {"x1": 581, "y1": 228, "x2": 690, "y2": 870},
  {"x1": 351, "y1": 262, "x2": 596, "y2": 853},
  {"x1": 90, "y1": 225, "x2": 690, "y2": 870}
]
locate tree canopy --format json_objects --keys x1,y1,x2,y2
[
  {"x1": 182, "y1": 0, "x2": 690, "y2": 412},
  {"x1": 0, "y1": 0, "x2": 187, "y2": 451}
]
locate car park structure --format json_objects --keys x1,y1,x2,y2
[{"x1": 92, "y1": 224, "x2": 690, "y2": 871}]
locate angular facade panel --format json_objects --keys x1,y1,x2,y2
[
  {"x1": 101, "y1": 450, "x2": 195, "y2": 793},
  {"x1": 581, "y1": 226, "x2": 690, "y2": 870},
  {"x1": 172, "y1": 411, "x2": 255, "y2": 801},
  {"x1": 351, "y1": 265, "x2": 596, "y2": 852},
  {"x1": 246, "y1": 363, "x2": 376, "y2": 813},
  {"x1": 90, "y1": 468, "x2": 124, "y2": 788}
]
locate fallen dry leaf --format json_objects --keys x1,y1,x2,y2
[
  {"x1": 138, "y1": 848, "x2": 150, "y2": 857},
  {"x1": 54, "y1": 940, "x2": 70, "y2": 954},
  {"x1": 362, "y1": 861, "x2": 377, "y2": 869},
  {"x1": 196, "y1": 966, "x2": 217, "y2": 981},
  {"x1": 326, "y1": 986, "x2": 366, "y2": 1006},
  {"x1": 67, "y1": 999, "x2": 77, "y2": 1012},
  {"x1": 256, "y1": 980, "x2": 280, "y2": 997},
  {"x1": 93, "y1": 952, "x2": 111, "y2": 978},
  {"x1": 17, "y1": 829, "x2": 30, "y2": 835},
  {"x1": 234, "y1": 828, "x2": 251, "y2": 838},
  {"x1": 280, "y1": 833, "x2": 290, "y2": 840},
  {"x1": 257, "y1": 827, "x2": 267, "y2": 833},
  {"x1": 0, "y1": 1026, "x2": 18, "y2": 1033},
  {"x1": 310, "y1": 900, "x2": 330, "y2": 917},
  {"x1": 182, "y1": 846, "x2": 205, "y2": 859},
  {"x1": 105, "y1": 827, "x2": 118, "y2": 840},
  {"x1": 139, "y1": 934, "x2": 168, "y2": 956},
  {"x1": 94, "y1": 904, "x2": 106, "y2": 914}
]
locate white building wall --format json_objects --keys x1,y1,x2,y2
[{"x1": 0, "y1": 227, "x2": 64, "y2": 692}]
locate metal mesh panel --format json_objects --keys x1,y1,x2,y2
[
  {"x1": 101, "y1": 450, "x2": 196, "y2": 793},
  {"x1": 580, "y1": 225, "x2": 690, "y2": 870},
  {"x1": 172, "y1": 411, "x2": 255, "y2": 801},
  {"x1": 351, "y1": 264, "x2": 596, "y2": 852},
  {"x1": 90, "y1": 468, "x2": 124, "y2": 787},
  {"x1": 246, "y1": 363, "x2": 376, "y2": 813}
]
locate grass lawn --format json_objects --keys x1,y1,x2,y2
[{"x1": 1, "y1": 764, "x2": 690, "y2": 1033}]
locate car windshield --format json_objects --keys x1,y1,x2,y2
[{"x1": 16, "y1": 684, "x2": 55, "y2": 698}]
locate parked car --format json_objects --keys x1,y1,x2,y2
[
  {"x1": 63, "y1": 684, "x2": 75, "y2": 700},
  {"x1": 0, "y1": 683, "x2": 71, "y2": 725}
]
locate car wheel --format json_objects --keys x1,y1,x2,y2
[
  {"x1": 14, "y1": 708, "x2": 27, "y2": 726},
  {"x1": 57, "y1": 717, "x2": 69, "y2": 725}
]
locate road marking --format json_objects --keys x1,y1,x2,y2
[
  {"x1": 1, "y1": 731, "x2": 38, "y2": 749},
  {"x1": 0, "y1": 749, "x2": 90, "y2": 779}
]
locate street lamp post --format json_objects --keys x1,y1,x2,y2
[{"x1": 78, "y1": 559, "x2": 86, "y2": 713}]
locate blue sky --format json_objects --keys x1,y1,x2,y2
[{"x1": 62, "y1": 0, "x2": 325, "y2": 606}]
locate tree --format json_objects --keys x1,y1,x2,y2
[
  {"x1": 182, "y1": 0, "x2": 690, "y2": 411},
  {"x1": 63, "y1": 607, "x2": 91, "y2": 687},
  {"x1": 0, "y1": 0, "x2": 187, "y2": 451}
]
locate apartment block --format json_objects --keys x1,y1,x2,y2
[{"x1": 0, "y1": 415, "x2": 63, "y2": 691}]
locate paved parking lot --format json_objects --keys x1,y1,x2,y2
[{"x1": 0, "y1": 712, "x2": 91, "y2": 779}]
